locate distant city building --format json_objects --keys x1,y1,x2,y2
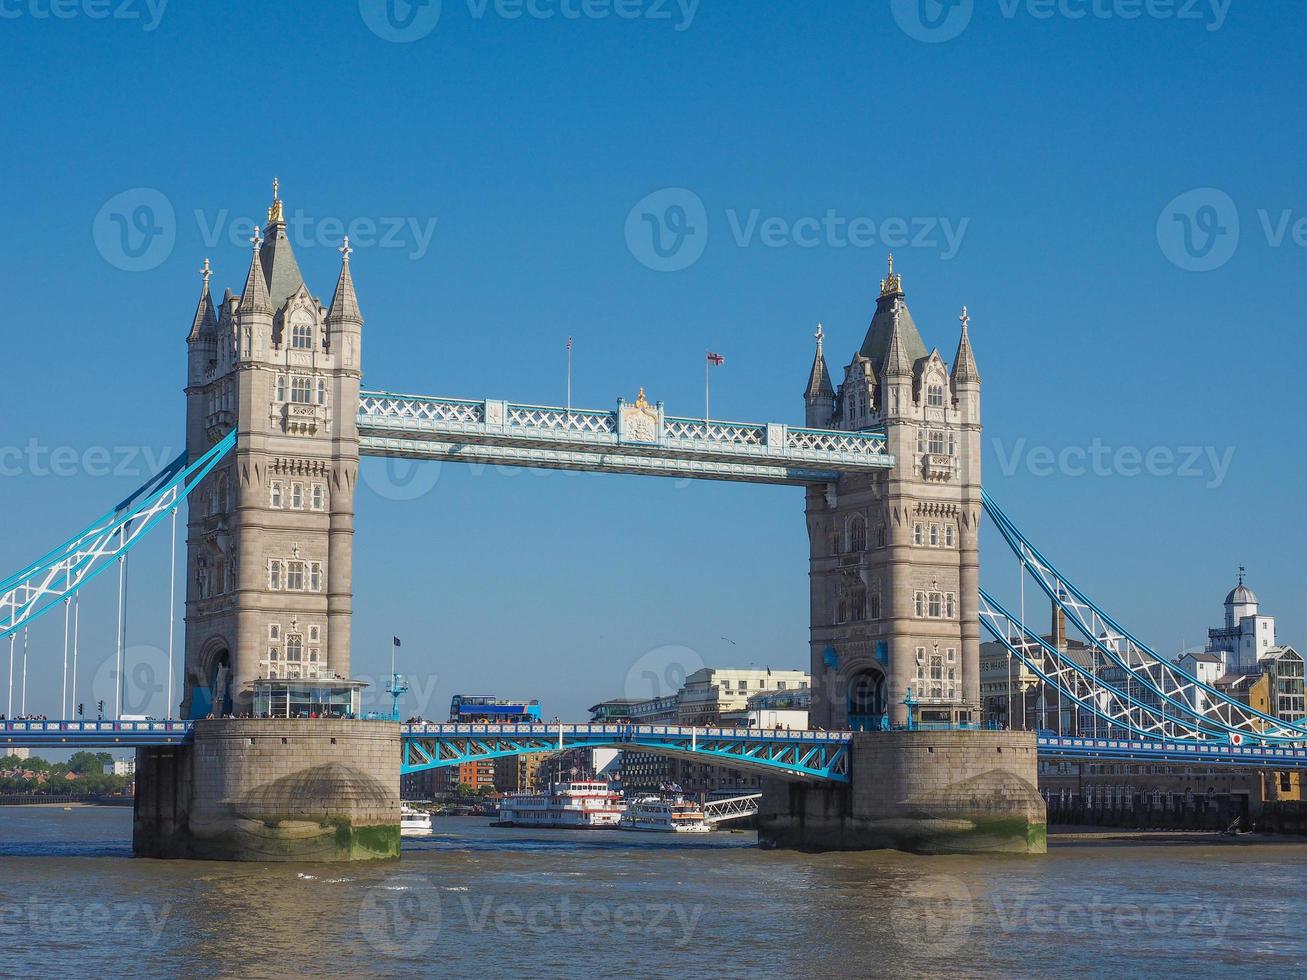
[
  {"x1": 105, "y1": 757, "x2": 136, "y2": 778},
  {"x1": 676, "y1": 668, "x2": 810, "y2": 726},
  {"x1": 598, "y1": 668, "x2": 811, "y2": 796},
  {"x1": 1203, "y1": 573, "x2": 1304, "y2": 725},
  {"x1": 1206, "y1": 571, "x2": 1278, "y2": 672},
  {"x1": 494, "y1": 753, "x2": 546, "y2": 794}
]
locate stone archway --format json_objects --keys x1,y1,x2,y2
[
  {"x1": 848, "y1": 668, "x2": 887, "y2": 732},
  {"x1": 190, "y1": 644, "x2": 233, "y2": 718}
]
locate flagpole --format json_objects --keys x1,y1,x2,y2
[
  {"x1": 704, "y1": 350, "x2": 710, "y2": 424},
  {"x1": 566, "y1": 337, "x2": 573, "y2": 411}
]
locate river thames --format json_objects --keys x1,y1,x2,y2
[{"x1": 1, "y1": 806, "x2": 1305, "y2": 978}]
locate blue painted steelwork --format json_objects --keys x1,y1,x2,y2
[
  {"x1": 983, "y1": 490, "x2": 1307, "y2": 743},
  {"x1": 400, "y1": 722, "x2": 852, "y2": 782},
  {"x1": 1, "y1": 718, "x2": 194, "y2": 750},
  {"x1": 357, "y1": 390, "x2": 892, "y2": 485},
  {"x1": 1037, "y1": 734, "x2": 1307, "y2": 770},
  {"x1": 1, "y1": 432, "x2": 236, "y2": 641}
]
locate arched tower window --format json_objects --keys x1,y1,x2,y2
[
  {"x1": 849, "y1": 516, "x2": 867, "y2": 552},
  {"x1": 289, "y1": 310, "x2": 315, "y2": 350}
]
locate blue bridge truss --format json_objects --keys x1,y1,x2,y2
[{"x1": 400, "y1": 723, "x2": 852, "y2": 781}]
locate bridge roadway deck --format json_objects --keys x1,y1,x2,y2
[{"x1": 6, "y1": 721, "x2": 1307, "y2": 772}]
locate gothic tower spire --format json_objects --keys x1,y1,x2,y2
[
  {"x1": 804, "y1": 323, "x2": 835, "y2": 426},
  {"x1": 187, "y1": 258, "x2": 218, "y2": 342},
  {"x1": 951, "y1": 306, "x2": 980, "y2": 385},
  {"x1": 236, "y1": 228, "x2": 271, "y2": 315},
  {"x1": 327, "y1": 236, "x2": 363, "y2": 326}
]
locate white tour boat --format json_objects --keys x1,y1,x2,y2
[
  {"x1": 619, "y1": 795, "x2": 712, "y2": 833},
  {"x1": 401, "y1": 804, "x2": 433, "y2": 837},
  {"x1": 495, "y1": 781, "x2": 626, "y2": 829}
]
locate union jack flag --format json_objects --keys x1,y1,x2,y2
[{"x1": 706, "y1": 352, "x2": 725, "y2": 366}]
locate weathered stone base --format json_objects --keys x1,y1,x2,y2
[
  {"x1": 134, "y1": 719, "x2": 401, "y2": 862},
  {"x1": 758, "y1": 730, "x2": 1046, "y2": 855}
]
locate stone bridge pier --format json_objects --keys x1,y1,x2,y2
[{"x1": 758, "y1": 730, "x2": 1047, "y2": 854}]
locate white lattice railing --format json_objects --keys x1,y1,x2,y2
[
  {"x1": 359, "y1": 394, "x2": 484, "y2": 425},
  {"x1": 787, "y1": 428, "x2": 885, "y2": 455},
  {"x1": 507, "y1": 405, "x2": 616, "y2": 434},
  {"x1": 359, "y1": 391, "x2": 891, "y2": 472},
  {"x1": 663, "y1": 417, "x2": 766, "y2": 446}
]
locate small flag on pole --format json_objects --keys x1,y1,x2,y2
[
  {"x1": 704, "y1": 351, "x2": 725, "y2": 422},
  {"x1": 392, "y1": 636, "x2": 402, "y2": 648}
]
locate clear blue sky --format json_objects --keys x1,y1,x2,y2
[{"x1": 1, "y1": 1, "x2": 1302, "y2": 721}]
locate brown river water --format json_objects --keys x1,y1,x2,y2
[{"x1": 1, "y1": 806, "x2": 1304, "y2": 978}]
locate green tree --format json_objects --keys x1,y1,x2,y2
[{"x1": 67, "y1": 751, "x2": 112, "y2": 775}]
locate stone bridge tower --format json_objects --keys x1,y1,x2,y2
[
  {"x1": 181, "y1": 182, "x2": 362, "y2": 717},
  {"x1": 803, "y1": 258, "x2": 982, "y2": 730}
]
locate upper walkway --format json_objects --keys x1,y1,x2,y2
[{"x1": 357, "y1": 390, "x2": 892, "y2": 484}]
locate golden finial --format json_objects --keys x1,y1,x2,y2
[
  {"x1": 634, "y1": 387, "x2": 650, "y2": 408},
  {"x1": 879, "y1": 253, "x2": 903, "y2": 298},
  {"x1": 267, "y1": 176, "x2": 285, "y2": 225}
]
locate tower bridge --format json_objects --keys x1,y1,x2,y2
[{"x1": 3, "y1": 185, "x2": 1300, "y2": 861}]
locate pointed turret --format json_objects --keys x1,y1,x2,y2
[
  {"x1": 259, "y1": 177, "x2": 305, "y2": 311},
  {"x1": 858, "y1": 255, "x2": 928, "y2": 376},
  {"x1": 951, "y1": 306, "x2": 980, "y2": 385},
  {"x1": 327, "y1": 236, "x2": 363, "y2": 326},
  {"x1": 804, "y1": 323, "x2": 835, "y2": 426},
  {"x1": 237, "y1": 229, "x2": 271, "y2": 315},
  {"x1": 187, "y1": 258, "x2": 218, "y2": 342},
  {"x1": 882, "y1": 299, "x2": 914, "y2": 380}
]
